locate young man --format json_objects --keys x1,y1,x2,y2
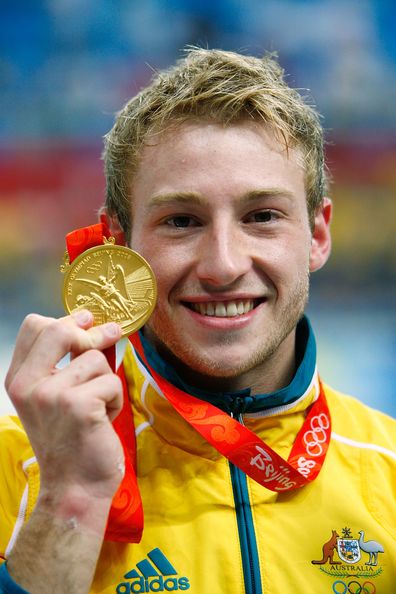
[{"x1": 1, "y1": 49, "x2": 395, "y2": 594}]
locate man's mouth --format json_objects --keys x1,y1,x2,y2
[{"x1": 183, "y1": 299, "x2": 262, "y2": 318}]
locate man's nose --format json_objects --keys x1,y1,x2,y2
[{"x1": 196, "y1": 224, "x2": 251, "y2": 287}]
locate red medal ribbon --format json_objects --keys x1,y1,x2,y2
[
  {"x1": 130, "y1": 332, "x2": 331, "y2": 492},
  {"x1": 65, "y1": 223, "x2": 143, "y2": 543},
  {"x1": 65, "y1": 222, "x2": 111, "y2": 262}
]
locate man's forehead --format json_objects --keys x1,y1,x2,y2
[
  {"x1": 129, "y1": 118, "x2": 306, "y2": 216},
  {"x1": 135, "y1": 119, "x2": 304, "y2": 181}
]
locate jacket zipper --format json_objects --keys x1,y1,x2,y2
[{"x1": 230, "y1": 399, "x2": 263, "y2": 594}]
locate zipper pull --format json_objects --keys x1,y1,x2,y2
[
  {"x1": 231, "y1": 396, "x2": 245, "y2": 422},
  {"x1": 230, "y1": 395, "x2": 254, "y2": 422}
]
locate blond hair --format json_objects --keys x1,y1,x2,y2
[{"x1": 103, "y1": 48, "x2": 327, "y2": 239}]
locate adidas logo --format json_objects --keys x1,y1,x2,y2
[{"x1": 116, "y1": 548, "x2": 190, "y2": 592}]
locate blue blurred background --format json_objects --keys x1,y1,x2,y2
[{"x1": 1, "y1": 0, "x2": 395, "y2": 416}]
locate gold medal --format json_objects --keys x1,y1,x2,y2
[{"x1": 61, "y1": 237, "x2": 157, "y2": 337}]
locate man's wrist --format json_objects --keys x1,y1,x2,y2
[
  {"x1": 6, "y1": 488, "x2": 111, "y2": 594},
  {"x1": 36, "y1": 484, "x2": 114, "y2": 537}
]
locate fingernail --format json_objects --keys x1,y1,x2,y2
[
  {"x1": 72, "y1": 309, "x2": 92, "y2": 325},
  {"x1": 103, "y1": 322, "x2": 121, "y2": 338}
]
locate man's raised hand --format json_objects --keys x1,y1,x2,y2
[{"x1": 5, "y1": 311, "x2": 124, "y2": 520}]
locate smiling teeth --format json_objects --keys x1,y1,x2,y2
[{"x1": 192, "y1": 300, "x2": 255, "y2": 317}]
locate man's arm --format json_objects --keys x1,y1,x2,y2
[
  {"x1": 6, "y1": 500, "x2": 111, "y2": 594},
  {"x1": 4, "y1": 311, "x2": 123, "y2": 594}
]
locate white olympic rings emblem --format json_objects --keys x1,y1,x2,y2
[{"x1": 303, "y1": 413, "x2": 330, "y2": 457}]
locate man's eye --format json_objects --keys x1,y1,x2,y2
[
  {"x1": 245, "y1": 210, "x2": 275, "y2": 223},
  {"x1": 166, "y1": 216, "x2": 198, "y2": 228}
]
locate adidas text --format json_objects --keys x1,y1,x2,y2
[{"x1": 116, "y1": 576, "x2": 190, "y2": 592}]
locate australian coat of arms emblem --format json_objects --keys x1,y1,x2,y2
[{"x1": 311, "y1": 527, "x2": 385, "y2": 581}]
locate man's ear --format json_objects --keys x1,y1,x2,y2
[
  {"x1": 99, "y1": 207, "x2": 127, "y2": 245},
  {"x1": 309, "y1": 197, "x2": 332, "y2": 272}
]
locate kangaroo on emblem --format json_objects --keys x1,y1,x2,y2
[{"x1": 311, "y1": 530, "x2": 341, "y2": 565}]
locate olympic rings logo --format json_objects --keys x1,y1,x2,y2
[
  {"x1": 303, "y1": 413, "x2": 330, "y2": 457},
  {"x1": 332, "y1": 580, "x2": 376, "y2": 594}
]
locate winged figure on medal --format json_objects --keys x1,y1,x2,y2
[{"x1": 74, "y1": 253, "x2": 155, "y2": 331}]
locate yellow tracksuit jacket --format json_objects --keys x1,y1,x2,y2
[{"x1": 1, "y1": 318, "x2": 396, "y2": 594}]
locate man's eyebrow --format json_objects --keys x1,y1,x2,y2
[
  {"x1": 146, "y1": 192, "x2": 206, "y2": 208},
  {"x1": 243, "y1": 188, "x2": 295, "y2": 202},
  {"x1": 146, "y1": 188, "x2": 294, "y2": 209}
]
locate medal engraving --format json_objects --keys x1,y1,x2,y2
[{"x1": 62, "y1": 242, "x2": 157, "y2": 337}]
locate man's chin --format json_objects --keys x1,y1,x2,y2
[
  {"x1": 188, "y1": 361, "x2": 247, "y2": 380},
  {"x1": 169, "y1": 347, "x2": 265, "y2": 385}
]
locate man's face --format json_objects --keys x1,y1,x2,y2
[{"x1": 129, "y1": 120, "x2": 329, "y2": 389}]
